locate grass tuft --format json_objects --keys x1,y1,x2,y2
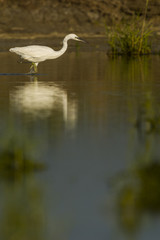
[{"x1": 106, "y1": 0, "x2": 152, "y2": 55}]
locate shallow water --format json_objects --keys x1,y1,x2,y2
[{"x1": 0, "y1": 49, "x2": 160, "y2": 240}]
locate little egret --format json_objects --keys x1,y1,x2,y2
[{"x1": 9, "y1": 33, "x2": 86, "y2": 74}]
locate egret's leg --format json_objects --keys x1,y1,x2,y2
[
  {"x1": 29, "y1": 63, "x2": 38, "y2": 74},
  {"x1": 17, "y1": 57, "x2": 23, "y2": 63},
  {"x1": 29, "y1": 63, "x2": 35, "y2": 74},
  {"x1": 33, "y1": 63, "x2": 38, "y2": 73},
  {"x1": 17, "y1": 57, "x2": 28, "y2": 64}
]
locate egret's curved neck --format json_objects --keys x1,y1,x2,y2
[{"x1": 57, "y1": 36, "x2": 68, "y2": 57}]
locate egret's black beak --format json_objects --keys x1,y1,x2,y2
[{"x1": 76, "y1": 37, "x2": 87, "y2": 43}]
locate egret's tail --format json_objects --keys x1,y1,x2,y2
[
  {"x1": 9, "y1": 47, "x2": 19, "y2": 53},
  {"x1": 9, "y1": 48, "x2": 15, "y2": 52}
]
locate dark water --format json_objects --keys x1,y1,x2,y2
[{"x1": 1, "y1": 49, "x2": 160, "y2": 240}]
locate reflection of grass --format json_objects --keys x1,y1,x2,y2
[
  {"x1": 1, "y1": 177, "x2": 45, "y2": 240},
  {"x1": 136, "y1": 162, "x2": 160, "y2": 211},
  {"x1": 0, "y1": 126, "x2": 45, "y2": 181},
  {"x1": 105, "y1": 0, "x2": 152, "y2": 55},
  {"x1": 113, "y1": 162, "x2": 160, "y2": 233},
  {"x1": 135, "y1": 93, "x2": 160, "y2": 134},
  {"x1": 111, "y1": 95, "x2": 160, "y2": 232},
  {"x1": 0, "y1": 146, "x2": 45, "y2": 180},
  {"x1": 119, "y1": 162, "x2": 160, "y2": 211},
  {"x1": 0, "y1": 148, "x2": 45, "y2": 171}
]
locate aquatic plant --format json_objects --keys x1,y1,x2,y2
[{"x1": 106, "y1": 0, "x2": 152, "y2": 55}]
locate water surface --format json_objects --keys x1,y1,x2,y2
[{"x1": 0, "y1": 49, "x2": 160, "y2": 240}]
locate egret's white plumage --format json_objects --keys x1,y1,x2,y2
[{"x1": 9, "y1": 33, "x2": 85, "y2": 73}]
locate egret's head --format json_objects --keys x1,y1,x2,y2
[{"x1": 67, "y1": 33, "x2": 86, "y2": 43}]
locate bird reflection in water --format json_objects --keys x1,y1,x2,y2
[{"x1": 10, "y1": 76, "x2": 78, "y2": 130}]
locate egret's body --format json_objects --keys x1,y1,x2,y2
[{"x1": 9, "y1": 34, "x2": 85, "y2": 73}]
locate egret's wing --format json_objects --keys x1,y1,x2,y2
[{"x1": 10, "y1": 45, "x2": 55, "y2": 58}]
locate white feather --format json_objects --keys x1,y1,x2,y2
[{"x1": 9, "y1": 33, "x2": 85, "y2": 72}]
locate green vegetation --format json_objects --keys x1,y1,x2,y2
[{"x1": 106, "y1": 0, "x2": 152, "y2": 55}]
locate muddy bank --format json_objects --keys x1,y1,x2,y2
[{"x1": 0, "y1": 0, "x2": 160, "y2": 38}]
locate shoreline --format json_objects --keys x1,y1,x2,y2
[{"x1": 0, "y1": 30, "x2": 160, "y2": 54}]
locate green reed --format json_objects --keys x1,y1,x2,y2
[{"x1": 106, "y1": 0, "x2": 152, "y2": 55}]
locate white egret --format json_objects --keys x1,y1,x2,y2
[{"x1": 9, "y1": 33, "x2": 86, "y2": 74}]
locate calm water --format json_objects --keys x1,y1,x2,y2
[{"x1": 0, "y1": 47, "x2": 160, "y2": 240}]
